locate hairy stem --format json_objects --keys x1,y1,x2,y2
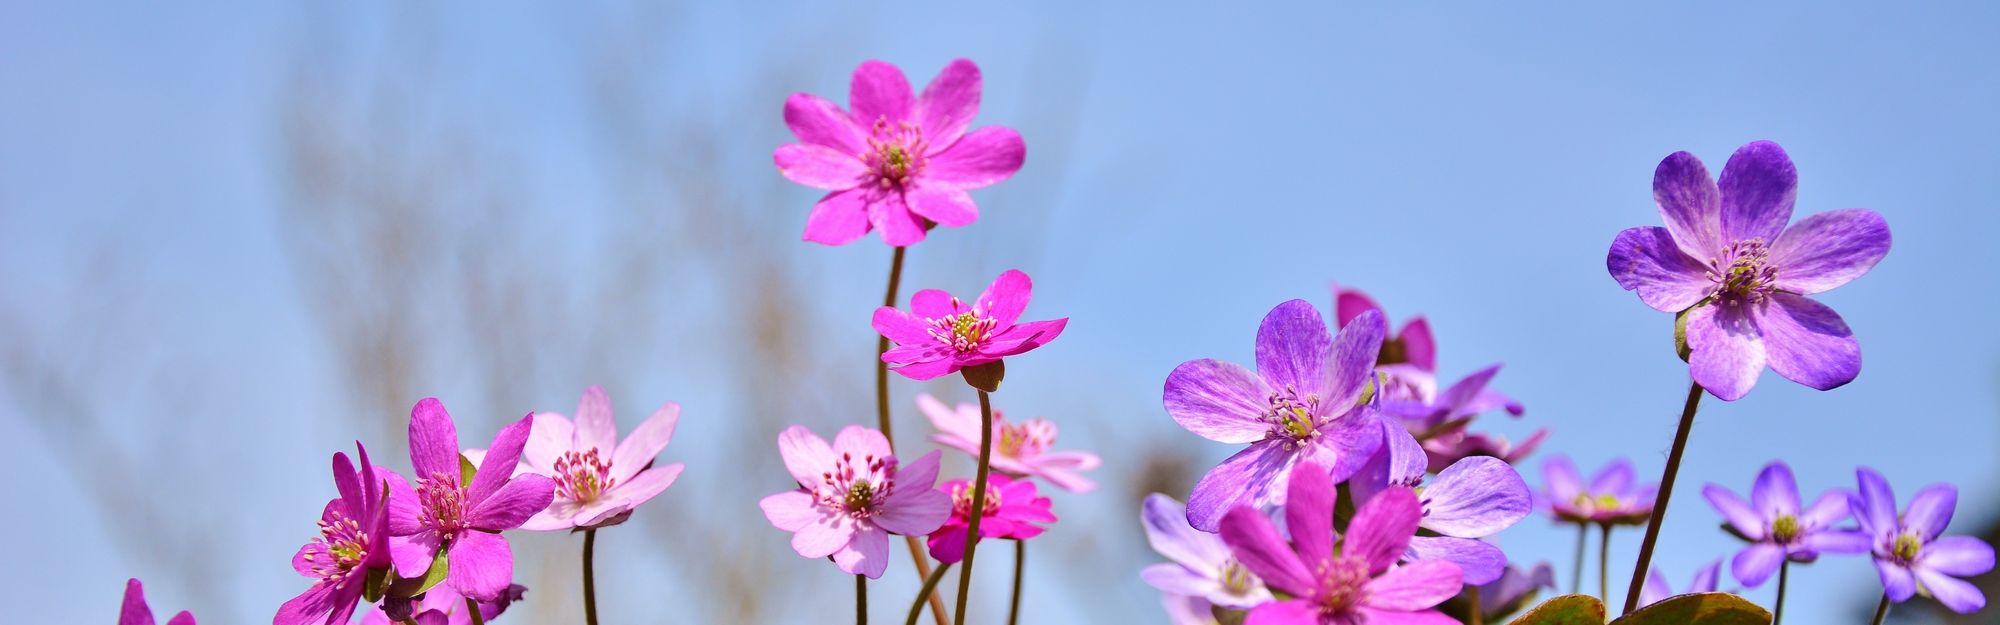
[
  {"x1": 1008, "y1": 540, "x2": 1025, "y2": 625},
  {"x1": 857, "y1": 574, "x2": 868, "y2": 625},
  {"x1": 1869, "y1": 594, "x2": 1890, "y2": 625},
  {"x1": 582, "y1": 529, "x2": 599, "y2": 625},
  {"x1": 953, "y1": 390, "x2": 997, "y2": 625},
  {"x1": 1773, "y1": 559, "x2": 1788, "y2": 625},
  {"x1": 1467, "y1": 585, "x2": 1484, "y2": 625},
  {"x1": 1620, "y1": 381, "x2": 1704, "y2": 615},
  {"x1": 907, "y1": 563, "x2": 956, "y2": 625}
]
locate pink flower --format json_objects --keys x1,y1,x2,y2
[
  {"x1": 359, "y1": 583, "x2": 525, "y2": 625},
  {"x1": 121, "y1": 579, "x2": 195, "y2": 625},
  {"x1": 276, "y1": 442, "x2": 393, "y2": 625},
  {"x1": 916, "y1": 393, "x2": 1100, "y2": 492},
  {"x1": 517, "y1": 386, "x2": 684, "y2": 531},
  {"x1": 873, "y1": 269, "x2": 1068, "y2": 382},
  {"x1": 926, "y1": 475, "x2": 1057, "y2": 564},
  {"x1": 774, "y1": 58, "x2": 1026, "y2": 246},
  {"x1": 760, "y1": 425, "x2": 952, "y2": 578},
  {"x1": 385, "y1": 399, "x2": 556, "y2": 602}
]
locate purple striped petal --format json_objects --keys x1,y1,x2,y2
[
  {"x1": 1759, "y1": 294, "x2": 1859, "y2": 391},
  {"x1": 1187, "y1": 441, "x2": 1293, "y2": 532},
  {"x1": 1164, "y1": 359, "x2": 1273, "y2": 444},
  {"x1": 1770, "y1": 208, "x2": 1890, "y2": 294},
  {"x1": 1608, "y1": 227, "x2": 1713, "y2": 313},
  {"x1": 1654, "y1": 150, "x2": 1723, "y2": 259},
  {"x1": 1254, "y1": 300, "x2": 1334, "y2": 400},
  {"x1": 1420, "y1": 456, "x2": 1530, "y2": 538},
  {"x1": 1751, "y1": 462, "x2": 1801, "y2": 519},
  {"x1": 1686, "y1": 303, "x2": 1766, "y2": 401},
  {"x1": 1717, "y1": 140, "x2": 1797, "y2": 244}
]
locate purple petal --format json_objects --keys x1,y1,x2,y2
[
  {"x1": 1685, "y1": 303, "x2": 1766, "y2": 401},
  {"x1": 467, "y1": 474, "x2": 554, "y2": 531},
  {"x1": 1904, "y1": 484, "x2": 1959, "y2": 541},
  {"x1": 1217, "y1": 506, "x2": 1314, "y2": 597},
  {"x1": 445, "y1": 530, "x2": 514, "y2": 602},
  {"x1": 777, "y1": 426, "x2": 835, "y2": 488},
  {"x1": 773, "y1": 143, "x2": 865, "y2": 190},
  {"x1": 1353, "y1": 421, "x2": 1426, "y2": 507},
  {"x1": 1435, "y1": 364, "x2": 1500, "y2": 415},
  {"x1": 408, "y1": 398, "x2": 462, "y2": 484},
  {"x1": 1653, "y1": 150, "x2": 1724, "y2": 259},
  {"x1": 1751, "y1": 462, "x2": 1801, "y2": 519},
  {"x1": 1690, "y1": 559, "x2": 1722, "y2": 593},
  {"x1": 1327, "y1": 310, "x2": 1388, "y2": 409},
  {"x1": 888, "y1": 355, "x2": 959, "y2": 381},
  {"x1": 1142, "y1": 494, "x2": 1230, "y2": 570},
  {"x1": 922, "y1": 126, "x2": 1024, "y2": 190},
  {"x1": 783, "y1": 92, "x2": 864, "y2": 153},
  {"x1": 1803, "y1": 529, "x2": 1871, "y2": 555},
  {"x1": 1770, "y1": 208, "x2": 1890, "y2": 294},
  {"x1": 760, "y1": 490, "x2": 821, "y2": 532},
  {"x1": 522, "y1": 413, "x2": 574, "y2": 474},
  {"x1": 1164, "y1": 595, "x2": 1217, "y2": 625},
  {"x1": 1917, "y1": 569, "x2": 1987, "y2": 614},
  {"x1": 1921, "y1": 536, "x2": 1997, "y2": 577},
  {"x1": 610, "y1": 403, "x2": 679, "y2": 484},
  {"x1": 1855, "y1": 467, "x2": 1897, "y2": 535},
  {"x1": 1164, "y1": 359, "x2": 1274, "y2": 444},
  {"x1": 1589, "y1": 458, "x2": 1635, "y2": 496},
  {"x1": 1877, "y1": 559, "x2": 1917, "y2": 601},
  {"x1": 1421, "y1": 457, "x2": 1531, "y2": 538},
  {"x1": 469, "y1": 414, "x2": 535, "y2": 505},
  {"x1": 1717, "y1": 140, "x2": 1797, "y2": 244},
  {"x1": 1364, "y1": 559, "x2": 1464, "y2": 610},
  {"x1": 848, "y1": 60, "x2": 911, "y2": 127},
  {"x1": 903, "y1": 182, "x2": 978, "y2": 227},
  {"x1": 913, "y1": 58, "x2": 980, "y2": 150},
  {"x1": 389, "y1": 531, "x2": 441, "y2": 579},
  {"x1": 869, "y1": 190, "x2": 927, "y2": 246},
  {"x1": 1703, "y1": 484, "x2": 1766, "y2": 540},
  {"x1": 1542, "y1": 455, "x2": 1583, "y2": 501},
  {"x1": 1640, "y1": 567, "x2": 1671, "y2": 608},
  {"x1": 1284, "y1": 461, "x2": 1337, "y2": 573},
  {"x1": 1759, "y1": 294, "x2": 1860, "y2": 391},
  {"x1": 1406, "y1": 536, "x2": 1504, "y2": 585},
  {"x1": 1732, "y1": 543, "x2": 1785, "y2": 588},
  {"x1": 1608, "y1": 226, "x2": 1713, "y2": 313},
  {"x1": 1348, "y1": 487, "x2": 1423, "y2": 574},
  {"x1": 1140, "y1": 563, "x2": 1222, "y2": 598},
  {"x1": 832, "y1": 527, "x2": 893, "y2": 579},
  {"x1": 1244, "y1": 599, "x2": 1319, "y2": 625},
  {"x1": 978, "y1": 317, "x2": 1066, "y2": 357},
  {"x1": 1186, "y1": 441, "x2": 1292, "y2": 532},
  {"x1": 975, "y1": 269, "x2": 1032, "y2": 328},
  {"x1": 802, "y1": 188, "x2": 874, "y2": 246},
  {"x1": 1800, "y1": 490, "x2": 1851, "y2": 529},
  {"x1": 1309, "y1": 409, "x2": 1387, "y2": 483},
  {"x1": 1399, "y1": 317, "x2": 1437, "y2": 372},
  {"x1": 1254, "y1": 300, "x2": 1335, "y2": 399}
]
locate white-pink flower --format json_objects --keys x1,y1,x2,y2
[
  {"x1": 916, "y1": 393, "x2": 1100, "y2": 493},
  {"x1": 518, "y1": 386, "x2": 684, "y2": 531},
  {"x1": 760, "y1": 425, "x2": 951, "y2": 578}
]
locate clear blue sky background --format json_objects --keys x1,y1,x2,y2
[{"x1": 4, "y1": 2, "x2": 1998, "y2": 624}]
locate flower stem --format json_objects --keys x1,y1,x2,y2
[
  {"x1": 1007, "y1": 540, "x2": 1025, "y2": 625},
  {"x1": 1620, "y1": 381, "x2": 1704, "y2": 615},
  {"x1": 465, "y1": 597, "x2": 487, "y2": 625},
  {"x1": 873, "y1": 246, "x2": 948, "y2": 625},
  {"x1": 857, "y1": 574, "x2": 868, "y2": 625},
  {"x1": 953, "y1": 389, "x2": 997, "y2": 625},
  {"x1": 1572, "y1": 524, "x2": 1587, "y2": 595},
  {"x1": 582, "y1": 529, "x2": 599, "y2": 625},
  {"x1": 1869, "y1": 594, "x2": 1889, "y2": 625},
  {"x1": 1467, "y1": 585, "x2": 1484, "y2": 625},
  {"x1": 907, "y1": 562, "x2": 955, "y2": 625},
  {"x1": 1599, "y1": 523, "x2": 1611, "y2": 605},
  {"x1": 1772, "y1": 559, "x2": 1788, "y2": 625}
]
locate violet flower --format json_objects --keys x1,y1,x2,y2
[
  {"x1": 774, "y1": 58, "x2": 1025, "y2": 247},
  {"x1": 1638, "y1": 560, "x2": 1721, "y2": 608},
  {"x1": 759, "y1": 425, "x2": 951, "y2": 578},
  {"x1": 1218, "y1": 461, "x2": 1464, "y2": 624},
  {"x1": 1423, "y1": 429, "x2": 1550, "y2": 475},
  {"x1": 385, "y1": 399, "x2": 556, "y2": 602},
  {"x1": 360, "y1": 583, "x2": 525, "y2": 625},
  {"x1": 1139, "y1": 493, "x2": 1273, "y2": 610},
  {"x1": 121, "y1": 579, "x2": 194, "y2": 625},
  {"x1": 1469, "y1": 563, "x2": 1556, "y2": 621},
  {"x1": 916, "y1": 392, "x2": 1100, "y2": 492},
  {"x1": 1701, "y1": 461, "x2": 1864, "y2": 587},
  {"x1": 276, "y1": 442, "x2": 394, "y2": 625},
  {"x1": 1333, "y1": 285, "x2": 1437, "y2": 375},
  {"x1": 1351, "y1": 423, "x2": 1532, "y2": 584},
  {"x1": 1851, "y1": 467, "x2": 1995, "y2": 614},
  {"x1": 1540, "y1": 455, "x2": 1655, "y2": 525},
  {"x1": 517, "y1": 386, "x2": 684, "y2": 531},
  {"x1": 1607, "y1": 140, "x2": 1891, "y2": 400},
  {"x1": 1163, "y1": 300, "x2": 1386, "y2": 531},
  {"x1": 873, "y1": 269, "x2": 1068, "y2": 382},
  {"x1": 926, "y1": 475, "x2": 1056, "y2": 564}
]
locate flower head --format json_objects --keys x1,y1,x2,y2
[
  {"x1": 926, "y1": 475, "x2": 1056, "y2": 563},
  {"x1": 774, "y1": 59, "x2": 1026, "y2": 246},
  {"x1": 360, "y1": 583, "x2": 525, "y2": 625},
  {"x1": 1539, "y1": 455, "x2": 1655, "y2": 525},
  {"x1": 1850, "y1": 467, "x2": 1995, "y2": 614},
  {"x1": 917, "y1": 393, "x2": 1100, "y2": 492},
  {"x1": 1218, "y1": 462, "x2": 1464, "y2": 624},
  {"x1": 1639, "y1": 560, "x2": 1721, "y2": 608},
  {"x1": 1608, "y1": 141, "x2": 1891, "y2": 400},
  {"x1": 277, "y1": 442, "x2": 394, "y2": 625},
  {"x1": 1351, "y1": 424, "x2": 1532, "y2": 584},
  {"x1": 517, "y1": 386, "x2": 684, "y2": 531},
  {"x1": 1163, "y1": 300, "x2": 1387, "y2": 531},
  {"x1": 1139, "y1": 494, "x2": 1273, "y2": 609},
  {"x1": 759, "y1": 425, "x2": 951, "y2": 578},
  {"x1": 1701, "y1": 461, "x2": 1865, "y2": 587},
  {"x1": 385, "y1": 399, "x2": 556, "y2": 602},
  {"x1": 121, "y1": 579, "x2": 195, "y2": 625},
  {"x1": 873, "y1": 269, "x2": 1067, "y2": 382}
]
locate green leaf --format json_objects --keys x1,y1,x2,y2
[
  {"x1": 1611, "y1": 592, "x2": 1770, "y2": 625},
  {"x1": 460, "y1": 453, "x2": 478, "y2": 485},
  {"x1": 1507, "y1": 594, "x2": 1607, "y2": 625},
  {"x1": 386, "y1": 548, "x2": 450, "y2": 598}
]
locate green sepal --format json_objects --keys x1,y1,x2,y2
[
  {"x1": 361, "y1": 564, "x2": 391, "y2": 602},
  {"x1": 460, "y1": 453, "x2": 478, "y2": 485},
  {"x1": 386, "y1": 548, "x2": 450, "y2": 598},
  {"x1": 1209, "y1": 604, "x2": 1247, "y2": 625},
  {"x1": 1507, "y1": 594, "x2": 1606, "y2": 625},
  {"x1": 1610, "y1": 592, "x2": 1770, "y2": 625},
  {"x1": 1674, "y1": 304, "x2": 1700, "y2": 362},
  {"x1": 961, "y1": 361, "x2": 1004, "y2": 393}
]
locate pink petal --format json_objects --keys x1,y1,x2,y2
[
  {"x1": 1685, "y1": 303, "x2": 1767, "y2": 401},
  {"x1": 1244, "y1": 599, "x2": 1320, "y2": 625},
  {"x1": 520, "y1": 501, "x2": 582, "y2": 532},
  {"x1": 1364, "y1": 560, "x2": 1464, "y2": 611},
  {"x1": 922, "y1": 126, "x2": 1024, "y2": 190},
  {"x1": 774, "y1": 143, "x2": 866, "y2": 190},
  {"x1": 873, "y1": 306, "x2": 935, "y2": 346},
  {"x1": 831, "y1": 425, "x2": 893, "y2": 462},
  {"x1": 1770, "y1": 208, "x2": 1890, "y2": 294},
  {"x1": 445, "y1": 530, "x2": 514, "y2": 602},
  {"x1": 803, "y1": 187, "x2": 875, "y2": 246},
  {"x1": 1218, "y1": 506, "x2": 1315, "y2": 597},
  {"x1": 1028, "y1": 451, "x2": 1100, "y2": 493},
  {"x1": 1284, "y1": 462, "x2": 1337, "y2": 573},
  {"x1": 869, "y1": 190, "x2": 926, "y2": 246},
  {"x1": 1717, "y1": 140, "x2": 1797, "y2": 244},
  {"x1": 1759, "y1": 293, "x2": 1860, "y2": 392},
  {"x1": 1333, "y1": 287, "x2": 1380, "y2": 327},
  {"x1": 760, "y1": 490, "x2": 823, "y2": 532},
  {"x1": 571, "y1": 386, "x2": 617, "y2": 456},
  {"x1": 1354, "y1": 607, "x2": 1462, "y2": 625},
  {"x1": 910, "y1": 288, "x2": 967, "y2": 318},
  {"x1": 914, "y1": 58, "x2": 981, "y2": 149},
  {"x1": 848, "y1": 60, "x2": 912, "y2": 128},
  {"x1": 522, "y1": 413, "x2": 573, "y2": 474},
  {"x1": 1164, "y1": 359, "x2": 1275, "y2": 444},
  {"x1": 390, "y1": 531, "x2": 442, "y2": 579},
  {"x1": 777, "y1": 426, "x2": 835, "y2": 487},
  {"x1": 469, "y1": 414, "x2": 536, "y2": 505},
  {"x1": 120, "y1": 579, "x2": 156, "y2": 625},
  {"x1": 466, "y1": 474, "x2": 555, "y2": 531},
  {"x1": 794, "y1": 512, "x2": 857, "y2": 559},
  {"x1": 385, "y1": 472, "x2": 423, "y2": 535},
  {"x1": 928, "y1": 525, "x2": 971, "y2": 564},
  {"x1": 1653, "y1": 150, "x2": 1724, "y2": 259},
  {"x1": 889, "y1": 356, "x2": 960, "y2": 381},
  {"x1": 164, "y1": 614, "x2": 196, "y2": 625},
  {"x1": 1347, "y1": 487, "x2": 1423, "y2": 574},
  {"x1": 979, "y1": 318, "x2": 1067, "y2": 357},
  {"x1": 877, "y1": 486, "x2": 951, "y2": 536},
  {"x1": 272, "y1": 582, "x2": 337, "y2": 625},
  {"x1": 1399, "y1": 316, "x2": 1436, "y2": 372},
  {"x1": 915, "y1": 393, "x2": 981, "y2": 445},
  {"x1": 611, "y1": 402, "x2": 680, "y2": 483},
  {"x1": 1608, "y1": 226, "x2": 1713, "y2": 313},
  {"x1": 834, "y1": 528, "x2": 894, "y2": 579},
  {"x1": 783, "y1": 92, "x2": 864, "y2": 153},
  {"x1": 407, "y1": 398, "x2": 462, "y2": 485},
  {"x1": 975, "y1": 269, "x2": 1033, "y2": 328}
]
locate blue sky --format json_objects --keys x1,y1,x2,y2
[{"x1": 3, "y1": 2, "x2": 1998, "y2": 623}]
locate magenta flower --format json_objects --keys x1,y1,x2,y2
[
  {"x1": 385, "y1": 399, "x2": 556, "y2": 602},
  {"x1": 926, "y1": 475, "x2": 1056, "y2": 564},
  {"x1": 1701, "y1": 461, "x2": 1865, "y2": 587},
  {"x1": 774, "y1": 58, "x2": 1025, "y2": 246},
  {"x1": 1351, "y1": 425, "x2": 1532, "y2": 585},
  {"x1": 1639, "y1": 560, "x2": 1721, "y2": 608},
  {"x1": 121, "y1": 579, "x2": 194, "y2": 625},
  {"x1": 1218, "y1": 461, "x2": 1464, "y2": 624},
  {"x1": 916, "y1": 393, "x2": 1100, "y2": 492},
  {"x1": 759, "y1": 425, "x2": 951, "y2": 578},
  {"x1": 516, "y1": 386, "x2": 684, "y2": 531},
  {"x1": 873, "y1": 269, "x2": 1068, "y2": 381},
  {"x1": 1608, "y1": 140, "x2": 1891, "y2": 401},
  {"x1": 1422, "y1": 428, "x2": 1550, "y2": 475},
  {"x1": 276, "y1": 442, "x2": 393, "y2": 625},
  {"x1": 1540, "y1": 455, "x2": 1655, "y2": 525},
  {"x1": 1333, "y1": 285, "x2": 1437, "y2": 375},
  {"x1": 1850, "y1": 467, "x2": 1996, "y2": 614},
  {"x1": 360, "y1": 583, "x2": 524, "y2": 625},
  {"x1": 1163, "y1": 300, "x2": 1385, "y2": 532},
  {"x1": 1140, "y1": 493, "x2": 1272, "y2": 610}
]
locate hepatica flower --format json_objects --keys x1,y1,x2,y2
[
  {"x1": 1471, "y1": 563, "x2": 1556, "y2": 621},
  {"x1": 926, "y1": 475, "x2": 1056, "y2": 563},
  {"x1": 760, "y1": 425, "x2": 951, "y2": 578},
  {"x1": 774, "y1": 58, "x2": 1025, "y2": 246},
  {"x1": 1701, "y1": 460, "x2": 1863, "y2": 587},
  {"x1": 1139, "y1": 493, "x2": 1273, "y2": 610},
  {"x1": 1351, "y1": 424, "x2": 1532, "y2": 584},
  {"x1": 359, "y1": 583, "x2": 524, "y2": 625},
  {"x1": 916, "y1": 392, "x2": 1100, "y2": 492},
  {"x1": 386, "y1": 399, "x2": 556, "y2": 602},
  {"x1": 1608, "y1": 140, "x2": 1891, "y2": 400},
  {"x1": 1540, "y1": 455, "x2": 1655, "y2": 525},
  {"x1": 277, "y1": 442, "x2": 392, "y2": 625},
  {"x1": 1851, "y1": 467, "x2": 1996, "y2": 613},
  {"x1": 1164, "y1": 300, "x2": 1387, "y2": 532},
  {"x1": 1638, "y1": 560, "x2": 1721, "y2": 608},
  {"x1": 874, "y1": 269, "x2": 1067, "y2": 381},
  {"x1": 121, "y1": 579, "x2": 195, "y2": 625},
  {"x1": 518, "y1": 386, "x2": 684, "y2": 531},
  {"x1": 1219, "y1": 462, "x2": 1464, "y2": 624}
]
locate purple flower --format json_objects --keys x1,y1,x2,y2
[
  {"x1": 276, "y1": 442, "x2": 394, "y2": 625},
  {"x1": 121, "y1": 579, "x2": 195, "y2": 625},
  {"x1": 359, "y1": 584, "x2": 525, "y2": 625},
  {"x1": 774, "y1": 58, "x2": 1025, "y2": 247},
  {"x1": 1851, "y1": 467, "x2": 1996, "y2": 614},
  {"x1": 1539, "y1": 455, "x2": 1655, "y2": 525},
  {"x1": 1608, "y1": 140, "x2": 1891, "y2": 401},
  {"x1": 1333, "y1": 286, "x2": 1437, "y2": 374},
  {"x1": 873, "y1": 269, "x2": 1068, "y2": 382},
  {"x1": 1352, "y1": 424, "x2": 1532, "y2": 585},
  {"x1": 1701, "y1": 461, "x2": 1865, "y2": 587},
  {"x1": 1139, "y1": 494, "x2": 1273, "y2": 609},
  {"x1": 385, "y1": 399, "x2": 556, "y2": 602},
  {"x1": 1639, "y1": 560, "x2": 1721, "y2": 609},
  {"x1": 1470, "y1": 563, "x2": 1556, "y2": 621},
  {"x1": 917, "y1": 392, "x2": 1100, "y2": 492},
  {"x1": 1218, "y1": 461, "x2": 1464, "y2": 624},
  {"x1": 759, "y1": 425, "x2": 951, "y2": 578},
  {"x1": 517, "y1": 386, "x2": 684, "y2": 531},
  {"x1": 1422, "y1": 429, "x2": 1550, "y2": 475},
  {"x1": 1163, "y1": 300, "x2": 1387, "y2": 532},
  {"x1": 926, "y1": 475, "x2": 1056, "y2": 564}
]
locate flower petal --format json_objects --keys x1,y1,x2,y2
[
  {"x1": 1541, "y1": 455, "x2": 1583, "y2": 502},
  {"x1": 1717, "y1": 140, "x2": 1797, "y2": 244},
  {"x1": 1254, "y1": 300, "x2": 1335, "y2": 398},
  {"x1": 1347, "y1": 487, "x2": 1423, "y2": 574},
  {"x1": 611, "y1": 403, "x2": 680, "y2": 484},
  {"x1": 1142, "y1": 494, "x2": 1230, "y2": 570},
  {"x1": 1421, "y1": 456, "x2": 1531, "y2": 538},
  {"x1": 1877, "y1": 559, "x2": 1916, "y2": 601},
  {"x1": 1759, "y1": 294, "x2": 1860, "y2": 392},
  {"x1": 1028, "y1": 451, "x2": 1100, "y2": 493},
  {"x1": 1589, "y1": 458, "x2": 1635, "y2": 496},
  {"x1": 1244, "y1": 599, "x2": 1319, "y2": 625},
  {"x1": 408, "y1": 398, "x2": 462, "y2": 484},
  {"x1": 1921, "y1": 536, "x2": 1997, "y2": 577},
  {"x1": 1751, "y1": 462, "x2": 1801, "y2": 519},
  {"x1": 760, "y1": 490, "x2": 823, "y2": 532},
  {"x1": 445, "y1": 530, "x2": 514, "y2": 602},
  {"x1": 1406, "y1": 536, "x2": 1503, "y2": 585},
  {"x1": 832, "y1": 527, "x2": 892, "y2": 579},
  {"x1": 1186, "y1": 441, "x2": 1292, "y2": 532},
  {"x1": 1770, "y1": 208, "x2": 1890, "y2": 294},
  {"x1": 1218, "y1": 506, "x2": 1314, "y2": 597},
  {"x1": 849, "y1": 61, "x2": 912, "y2": 127},
  {"x1": 1328, "y1": 310, "x2": 1387, "y2": 410},
  {"x1": 1732, "y1": 543, "x2": 1785, "y2": 588},
  {"x1": 1608, "y1": 226, "x2": 1713, "y2": 313},
  {"x1": 1142, "y1": 563, "x2": 1224, "y2": 599},
  {"x1": 121, "y1": 579, "x2": 157, "y2": 625},
  {"x1": 1800, "y1": 490, "x2": 1851, "y2": 529},
  {"x1": 1164, "y1": 359, "x2": 1274, "y2": 444},
  {"x1": 522, "y1": 413, "x2": 574, "y2": 474},
  {"x1": 975, "y1": 269, "x2": 1032, "y2": 328},
  {"x1": 793, "y1": 512, "x2": 857, "y2": 559},
  {"x1": 1916, "y1": 568, "x2": 1987, "y2": 614},
  {"x1": 1284, "y1": 462, "x2": 1337, "y2": 573},
  {"x1": 467, "y1": 474, "x2": 554, "y2": 531},
  {"x1": 831, "y1": 425, "x2": 893, "y2": 462},
  {"x1": 1904, "y1": 484, "x2": 1959, "y2": 541},
  {"x1": 1355, "y1": 607, "x2": 1462, "y2": 625},
  {"x1": 1855, "y1": 467, "x2": 1897, "y2": 535},
  {"x1": 914, "y1": 58, "x2": 981, "y2": 150},
  {"x1": 774, "y1": 143, "x2": 866, "y2": 190},
  {"x1": 1365, "y1": 559, "x2": 1464, "y2": 611},
  {"x1": 469, "y1": 414, "x2": 536, "y2": 505},
  {"x1": 1690, "y1": 560, "x2": 1722, "y2": 593},
  {"x1": 1653, "y1": 150, "x2": 1724, "y2": 259},
  {"x1": 904, "y1": 182, "x2": 979, "y2": 228},
  {"x1": 389, "y1": 532, "x2": 442, "y2": 579},
  {"x1": 877, "y1": 453, "x2": 951, "y2": 536},
  {"x1": 1702, "y1": 484, "x2": 1766, "y2": 540},
  {"x1": 783, "y1": 92, "x2": 864, "y2": 153},
  {"x1": 1686, "y1": 302, "x2": 1766, "y2": 401},
  {"x1": 777, "y1": 426, "x2": 835, "y2": 488},
  {"x1": 1804, "y1": 529, "x2": 1871, "y2": 555},
  {"x1": 571, "y1": 386, "x2": 617, "y2": 456},
  {"x1": 605, "y1": 463, "x2": 682, "y2": 511},
  {"x1": 868, "y1": 189, "x2": 927, "y2": 246},
  {"x1": 803, "y1": 188, "x2": 875, "y2": 246},
  {"x1": 1308, "y1": 409, "x2": 1386, "y2": 483},
  {"x1": 923, "y1": 126, "x2": 1024, "y2": 190},
  {"x1": 272, "y1": 583, "x2": 337, "y2": 625}
]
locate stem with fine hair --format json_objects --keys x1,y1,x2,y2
[
  {"x1": 1620, "y1": 381, "x2": 1705, "y2": 615},
  {"x1": 1007, "y1": 540, "x2": 1025, "y2": 625},
  {"x1": 1773, "y1": 560, "x2": 1788, "y2": 625},
  {"x1": 582, "y1": 529, "x2": 600, "y2": 625},
  {"x1": 856, "y1": 574, "x2": 868, "y2": 625},
  {"x1": 464, "y1": 597, "x2": 487, "y2": 625},
  {"x1": 953, "y1": 390, "x2": 997, "y2": 625},
  {"x1": 1467, "y1": 585, "x2": 1484, "y2": 625},
  {"x1": 1869, "y1": 594, "x2": 1890, "y2": 625},
  {"x1": 907, "y1": 563, "x2": 955, "y2": 625},
  {"x1": 1598, "y1": 524, "x2": 1611, "y2": 604},
  {"x1": 873, "y1": 246, "x2": 947, "y2": 625},
  {"x1": 1571, "y1": 524, "x2": 1587, "y2": 595}
]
